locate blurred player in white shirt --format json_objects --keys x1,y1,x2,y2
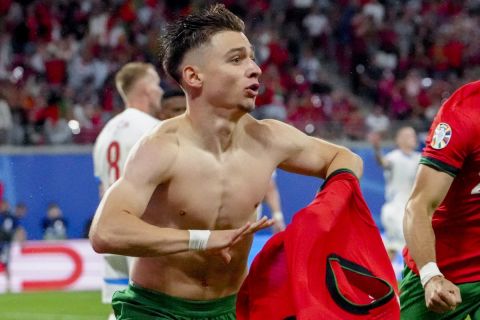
[
  {"x1": 371, "y1": 127, "x2": 420, "y2": 260},
  {"x1": 92, "y1": 62, "x2": 163, "y2": 320}
]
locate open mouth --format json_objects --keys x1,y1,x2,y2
[{"x1": 246, "y1": 83, "x2": 260, "y2": 96}]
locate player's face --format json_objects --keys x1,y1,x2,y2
[
  {"x1": 199, "y1": 31, "x2": 261, "y2": 112},
  {"x1": 397, "y1": 127, "x2": 417, "y2": 150},
  {"x1": 145, "y1": 68, "x2": 163, "y2": 115},
  {"x1": 160, "y1": 96, "x2": 186, "y2": 120}
]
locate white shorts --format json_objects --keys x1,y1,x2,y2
[
  {"x1": 102, "y1": 254, "x2": 134, "y2": 304},
  {"x1": 380, "y1": 201, "x2": 406, "y2": 252}
]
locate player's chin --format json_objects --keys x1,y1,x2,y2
[{"x1": 239, "y1": 99, "x2": 256, "y2": 112}]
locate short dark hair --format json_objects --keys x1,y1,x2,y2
[
  {"x1": 158, "y1": 4, "x2": 245, "y2": 84},
  {"x1": 162, "y1": 89, "x2": 185, "y2": 101}
]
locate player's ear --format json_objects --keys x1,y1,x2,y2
[{"x1": 182, "y1": 65, "x2": 202, "y2": 89}]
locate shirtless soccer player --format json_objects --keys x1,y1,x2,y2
[
  {"x1": 89, "y1": 4, "x2": 363, "y2": 319},
  {"x1": 92, "y1": 62, "x2": 162, "y2": 319}
]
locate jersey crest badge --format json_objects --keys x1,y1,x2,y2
[{"x1": 431, "y1": 122, "x2": 452, "y2": 150}]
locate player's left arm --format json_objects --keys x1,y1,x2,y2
[
  {"x1": 403, "y1": 164, "x2": 461, "y2": 313},
  {"x1": 265, "y1": 120, "x2": 363, "y2": 179}
]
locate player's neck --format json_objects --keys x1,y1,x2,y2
[
  {"x1": 399, "y1": 146, "x2": 414, "y2": 155},
  {"x1": 125, "y1": 96, "x2": 150, "y2": 115},
  {"x1": 186, "y1": 104, "x2": 246, "y2": 154}
]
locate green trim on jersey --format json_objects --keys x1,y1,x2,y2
[{"x1": 420, "y1": 156, "x2": 459, "y2": 177}]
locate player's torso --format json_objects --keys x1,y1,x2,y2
[
  {"x1": 384, "y1": 150, "x2": 420, "y2": 203},
  {"x1": 431, "y1": 89, "x2": 480, "y2": 224},
  {"x1": 434, "y1": 148, "x2": 480, "y2": 228},
  {"x1": 427, "y1": 83, "x2": 480, "y2": 282},
  {"x1": 133, "y1": 120, "x2": 279, "y2": 299}
]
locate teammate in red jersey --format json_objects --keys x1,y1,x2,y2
[{"x1": 401, "y1": 80, "x2": 480, "y2": 318}]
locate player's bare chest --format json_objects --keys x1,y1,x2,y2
[{"x1": 172, "y1": 147, "x2": 270, "y2": 185}]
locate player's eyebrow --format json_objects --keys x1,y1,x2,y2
[{"x1": 224, "y1": 45, "x2": 255, "y2": 57}]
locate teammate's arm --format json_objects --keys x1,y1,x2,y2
[
  {"x1": 369, "y1": 132, "x2": 390, "y2": 168},
  {"x1": 264, "y1": 177, "x2": 285, "y2": 233},
  {"x1": 403, "y1": 164, "x2": 461, "y2": 313},
  {"x1": 266, "y1": 120, "x2": 363, "y2": 179},
  {"x1": 89, "y1": 135, "x2": 272, "y2": 259}
]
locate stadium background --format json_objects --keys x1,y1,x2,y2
[{"x1": 1, "y1": 0, "x2": 479, "y2": 319}]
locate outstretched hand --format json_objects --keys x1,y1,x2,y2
[
  {"x1": 206, "y1": 216, "x2": 274, "y2": 264},
  {"x1": 424, "y1": 276, "x2": 462, "y2": 313}
]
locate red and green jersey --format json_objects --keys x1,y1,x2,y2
[{"x1": 404, "y1": 80, "x2": 480, "y2": 284}]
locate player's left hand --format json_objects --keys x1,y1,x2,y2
[
  {"x1": 424, "y1": 275, "x2": 462, "y2": 313},
  {"x1": 207, "y1": 217, "x2": 274, "y2": 264}
]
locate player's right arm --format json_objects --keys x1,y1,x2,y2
[
  {"x1": 89, "y1": 134, "x2": 272, "y2": 259},
  {"x1": 403, "y1": 164, "x2": 461, "y2": 313}
]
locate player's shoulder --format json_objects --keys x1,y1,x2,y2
[
  {"x1": 252, "y1": 117, "x2": 299, "y2": 139},
  {"x1": 140, "y1": 120, "x2": 179, "y2": 147},
  {"x1": 124, "y1": 121, "x2": 180, "y2": 179},
  {"x1": 243, "y1": 116, "x2": 293, "y2": 147},
  {"x1": 132, "y1": 117, "x2": 181, "y2": 158},
  {"x1": 444, "y1": 80, "x2": 480, "y2": 114}
]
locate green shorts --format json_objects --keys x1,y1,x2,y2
[
  {"x1": 112, "y1": 283, "x2": 236, "y2": 320},
  {"x1": 400, "y1": 266, "x2": 480, "y2": 320}
]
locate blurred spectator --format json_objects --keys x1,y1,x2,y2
[
  {"x1": 0, "y1": 199, "x2": 20, "y2": 281},
  {"x1": 13, "y1": 203, "x2": 27, "y2": 241},
  {"x1": 0, "y1": 1, "x2": 479, "y2": 143},
  {"x1": 157, "y1": 89, "x2": 186, "y2": 120},
  {"x1": 44, "y1": 118, "x2": 72, "y2": 144},
  {"x1": 343, "y1": 106, "x2": 366, "y2": 141},
  {"x1": 0, "y1": 92, "x2": 13, "y2": 145},
  {"x1": 365, "y1": 105, "x2": 390, "y2": 137},
  {"x1": 363, "y1": 0, "x2": 384, "y2": 27},
  {"x1": 42, "y1": 203, "x2": 68, "y2": 240}
]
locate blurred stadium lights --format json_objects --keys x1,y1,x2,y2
[
  {"x1": 68, "y1": 120, "x2": 81, "y2": 134},
  {"x1": 421, "y1": 77, "x2": 433, "y2": 88}
]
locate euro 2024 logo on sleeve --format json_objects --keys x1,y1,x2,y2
[{"x1": 431, "y1": 123, "x2": 452, "y2": 150}]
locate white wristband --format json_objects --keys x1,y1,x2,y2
[
  {"x1": 188, "y1": 230, "x2": 211, "y2": 250},
  {"x1": 419, "y1": 262, "x2": 443, "y2": 288},
  {"x1": 272, "y1": 211, "x2": 284, "y2": 221}
]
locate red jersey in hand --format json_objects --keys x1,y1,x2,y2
[{"x1": 237, "y1": 170, "x2": 400, "y2": 320}]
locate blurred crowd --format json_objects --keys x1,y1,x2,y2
[{"x1": 0, "y1": 0, "x2": 480, "y2": 146}]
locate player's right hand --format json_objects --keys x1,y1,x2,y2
[
  {"x1": 424, "y1": 275, "x2": 462, "y2": 313},
  {"x1": 206, "y1": 216, "x2": 274, "y2": 264}
]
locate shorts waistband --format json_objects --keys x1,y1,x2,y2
[{"x1": 129, "y1": 282, "x2": 237, "y2": 315}]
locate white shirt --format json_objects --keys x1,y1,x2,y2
[
  {"x1": 0, "y1": 100, "x2": 12, "y2": 130},
  {"x1": 383, "y1": 149, "x2": 420, "y2": 204},
  {"x1": 93, "y1": 108, "x2": 159, "y2": 189}
]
